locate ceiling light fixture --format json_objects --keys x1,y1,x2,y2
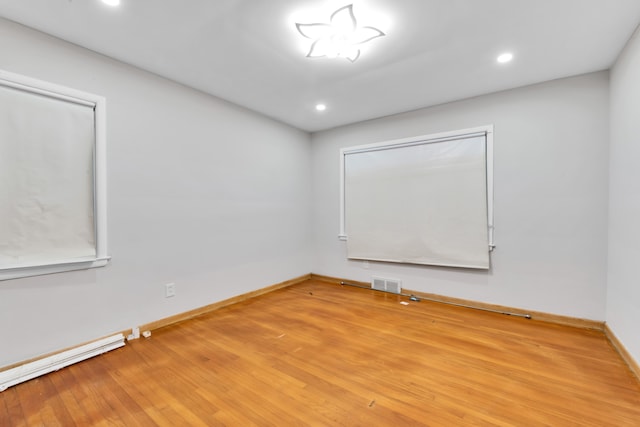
[
  {"x1": 315, "y1": 103, "x2": 327, "y2": 112},
  {"x1": 101, "y1": 0, "x2": 120, "y2": 6},
  {"x1": 497, "y1": 52, "x2": 514, "y2": 64},
  {"x1": 295, "y1": 4, "x2": 385, "y2": 62}
]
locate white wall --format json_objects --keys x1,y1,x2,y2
[
  {"x1": 311, "y1": 72, "x2": 610, "y2": 320},
  {"x1": 608, "y1": 26, "x2": 640, "y2": 365},
  {"x1": 1, "y1": 15, "x2": 631, "y2": 370},
  {"x1": 0, "y1": 18, "x2": 312, "y2": 367}
]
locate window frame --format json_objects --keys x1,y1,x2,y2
[
  {"x1": 339, "y1": 125, "x2": 494, "y2": 266},
  {"x1": 0, "y1": 70, "x2": 109, "y2": 280}
]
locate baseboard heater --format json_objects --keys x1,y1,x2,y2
[{"x1": 0, "y1": 333, "x2": 125, "y2": 392}]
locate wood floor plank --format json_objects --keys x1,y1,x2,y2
[
  {"x1": 14, "y1": 377, "x2": 55, "y2": 427},
  {"x1": 0, "y1": 386, "x2": 25, "y2": 426},
  {"x1": 36, "y1": 374, "x2": 77, "y2": 427},
  {"x1": 49, "y1": 369, "x2": 92, "y2": 427},
  {"x1": 1, "y1": 279, "x2": 639, "y2": 426}
]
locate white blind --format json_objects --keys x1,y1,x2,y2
[
  {"x1": 0, "y1": 84, "x2": 97, "y2": 268},
  {"x1": 343, "y1": 133, "x2": 491, "y2": 269}
]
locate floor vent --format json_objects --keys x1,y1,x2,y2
[
  {"x1": 371, "y1": 277, "x2": 402, "y2": 294},
  {"x1": 0, "y1": 333, "x2": 125, "y2": 392}
]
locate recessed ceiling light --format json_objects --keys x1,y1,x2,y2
[
  {"x1": 101, "y1": 0, "x2": 120, "y2": 6},
  {"x1": 315, "y1": 103, "x2": 327, "y2": 112},
  {"x1": 497, "y1": 52, "x2": 514, "y2": 64}
]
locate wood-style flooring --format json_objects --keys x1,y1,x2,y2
[{"x1": 2, "y1": 279, "x2": 639, "y2": 426}]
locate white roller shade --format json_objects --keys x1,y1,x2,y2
[{"x1": 342, "y1": 130, "x2": 491, "y2": 269}]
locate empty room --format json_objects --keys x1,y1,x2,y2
[{"x1": 1, "y1": 0, "x2": 640, "y2": 425}]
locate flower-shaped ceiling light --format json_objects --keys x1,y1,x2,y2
[{"x1": 296, "y1": 4, "x2": 385, "y2": 62}]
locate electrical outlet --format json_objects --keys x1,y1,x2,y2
[{"x1": 165, "y1": 282, "x2": 176, "y2": 298}]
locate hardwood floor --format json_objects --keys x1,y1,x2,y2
[{"x1": 2, "y1": 279, "x2": 639, "y2": 426}]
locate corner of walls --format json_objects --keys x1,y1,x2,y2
[{"x1": 606, "y1": 22, "x2": 640, "y2": 371}]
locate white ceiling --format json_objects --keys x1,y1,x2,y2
[{"x1": 1, "y1": 0, "x2": 640, "y2": 132}]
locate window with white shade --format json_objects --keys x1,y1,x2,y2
[
  {"x1": 340, "y1": 126, "x2": 494, "y2": 269},
  {"x1": 0, "y1": 70, "x2": 109, "y2": 280}
]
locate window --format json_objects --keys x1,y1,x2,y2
[
  {"x1": 0, "y1": 70, "x2": 109, "y2": 280},
  {"x1": 340, "y1": 126, "x2": 494, "y2": 269}
]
